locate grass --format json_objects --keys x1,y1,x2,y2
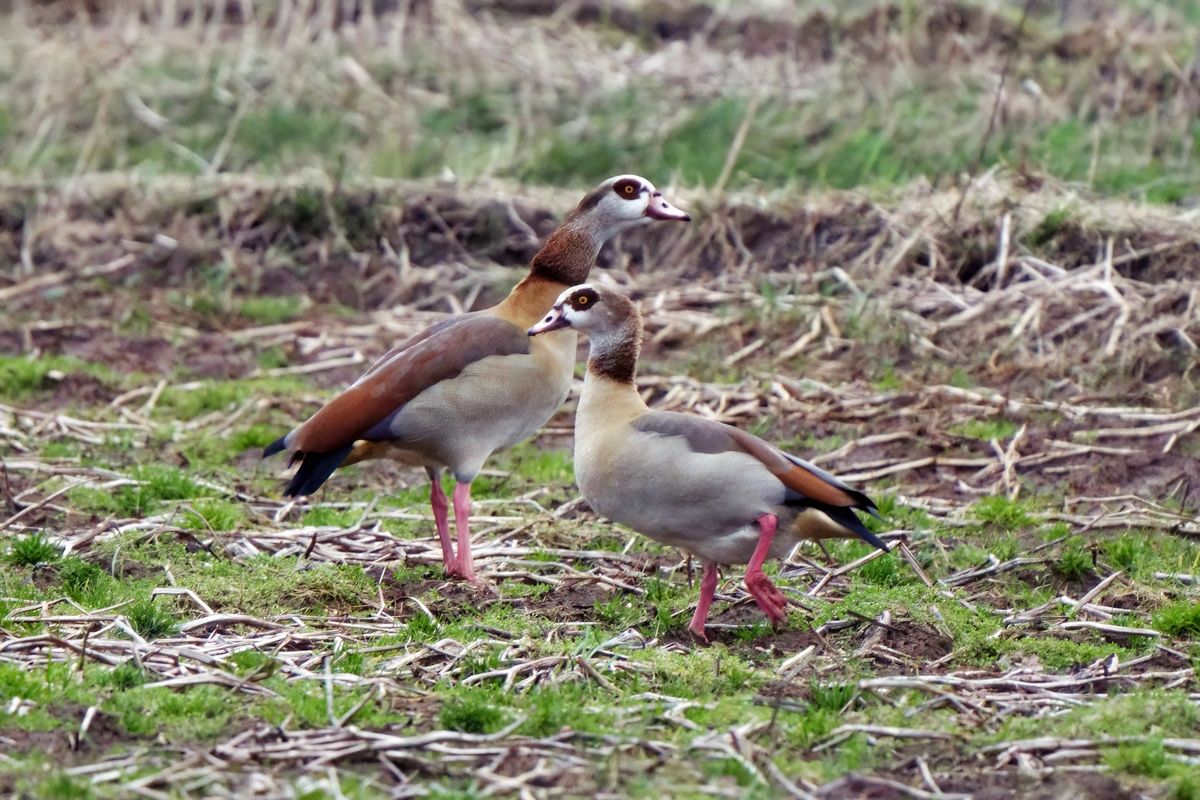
[
  {"x1": 3, "y1": 6, "x2": 1200, "y2": 203},
  {"x1": 155, "y1": 377, "x2": 308, "y2": 421},
  {"x1": 439, "y1": 688, "x2": 509, "y2": 734},
  {"x1": 125, "y1": 599, "x2": 179, "y2": 640},
  {"x1": 0, "y1": 355, "x2": 112, "y2": 401},
  {"x1": 91, "y1": 465, "x2": 211, "y2": 517},
  {"x1": 236, "y1": 295, "x2": 307, "y2": 326},
  {"x1": 1153, "y1": 601, "x2": 1200, "y2": 638},
  {"x1": 0, "y1": 481, "x2": 1196, "y2": 797},
  {"x1": 5, "y1": 533, "x2": 62, "y2": 566},
  {"x1": 1, "y1": 259, "x2": 1195, "y2": 800},
  {"x1": 950, "y1": 418, "x2": 1019, "y2": 441},
  {"x1": 972, "y1": 496, "x2": 1035, "y2": 531},
  {"x1": 181, "y1": 498, "x2": 244, "y2": 532},
  {"x1": 58, "y1": 558, "x2": 107, "y2": 603}
]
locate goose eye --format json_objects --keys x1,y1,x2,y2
[
  {"x1": 576, "y1": 295, "x2": 589, "y2": 306},
  {"x1": 613, "y1": 179, "x2": 640, "y2": 198}
]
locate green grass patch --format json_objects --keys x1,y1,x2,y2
[
  {"x1": 652, "y1": 647, "x2": 762, "y2": 698},
  {"x1": 1027, "y1": 206, "x2": 1075, "y2": 247},
  {"x1": 972, "y1": 496, "x2": 1034, "y2": 530},
  {"x1": 235, "y1": 106, "x2": 354, "y2": 172},
  {"x1": 440, "y1": 687, "x2": 510, "y2": 734},
  {"x1": 855, "y1": 547, "x2": 912, "y2": 587},
  {"x1": 470, "y1": 442, "x2": 574, "y2": 501},
  {"x1": 110, "y1": 684, "x2": 234, "y2": 739},
  {"x1": 57, "y1": 557, "x2": 108, "y2": 604},
  {"x1": 0, "y1": 355, "x2": 113, "y2": 401},
  {"x1": 125, "y1": 598, "x2": 180, "y2": 640},
  {"x1": 993, "y1": 688, "x2": 1199, "y2": 742},
  {"x1": 101, "y1": 465, "x2": 214, "y2": 517},
  {"x1": 949, "y1": 418, "x2": 1019, "y2": 441},
  {"x1": 1105, "y1": 534, "x2": 1143, "y2": 572},
  {"x1": 1106, "y1": 739, "x2": 1176, "y2": 779},
  {"x1": 23, "y1": 772, "x2": 97, "y2": 800},
  {"x1": 179, "y1": 554, "x2": 376, "y2": 617},
  {"x1": 999, "y1": 635, "x2": 1147, "y2": 671},
  {"x1": 1152, "y1": 600, "x2": 1200, "y2": 638},
  {"x1": 1054, "y1": 540, "x2": 1094, "y2": 582},
  {"x1": 156, "y1": 377, "x2": 306, "y2": 420},
  {"x1": 256, "y1": 679, "x2": 405, "y2": 730},
  {"x1": 181, "y1": 497, "x2": 244, "y2": 532},
  {"x1": 5, "y1": 533, "x2": 62, "y2": 566},
  {"x1": 236, "y1": 295, "x2": 306, "y2": 326},
  {"x1": 866, "y1": 494, "x2": 931, "y2": 533},
  {"x1": 301, "y1": 507, "x2": 359, "y2": 528},
  {"x1": 809, "y1": 681, "x2": 856, "y2": 713},
  {"x1": 232, "y1": 422, "x2": 284, "y2": 454}
]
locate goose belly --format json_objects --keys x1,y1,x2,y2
[{"x1": 575, "y1": 434, "x2": 793, "y2": 564}]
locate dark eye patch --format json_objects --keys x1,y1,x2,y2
[
  {"x1": 572, "y1": 288, "x2": 600, "y2": 308},
  {"x1": 612, "y1": 178, "x2": 642, "y2": 199}
]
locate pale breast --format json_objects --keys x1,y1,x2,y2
[{"x1": 382, "y1": 332, "x2": 576, "y2": 481}]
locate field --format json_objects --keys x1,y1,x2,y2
[{"x1": 2, "y1": 1, "x2": 1199, "y2": 797}]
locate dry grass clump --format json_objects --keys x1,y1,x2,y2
[{"x1": 3, "y1": 169, "x2": 1195, "y2": 400}]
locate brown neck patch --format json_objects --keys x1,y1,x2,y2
[
  {"x1": 587, "y1": 323, "x2": 641, "y2": 385},
  {"x1": 530, "y1": 227, "x2": 599, "y2": 286},
  {"x1": 498, "y1": 275, "x2": 570, "y2": 327}
]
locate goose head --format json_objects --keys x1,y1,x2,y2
[
  {"x1": 567, "y1": 175, "x2": 690, "y2": 238},
  {"x1": 527, "y1": 283, "x2": 639, "y2": 343}
]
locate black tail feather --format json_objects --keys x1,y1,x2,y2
[
  {"x1": 263, "y1": 435, "x2": 288, "y2": 459},
  {"x1": 846, "y1": 487, "x2": 880, "y2": 518},
  {"x1": 821, "y1": 504, "x2": 890, "y2": 553},
  {"x1": 283, "y1": 445, "x2": 353, "y2": 497}
]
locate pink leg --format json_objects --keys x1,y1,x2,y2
[
  {"x1": 451, "y1": 482, "x2": 480, "y2": 584},
  {"x1": 689, "y1": 560, "x2": 719, "y2": 642},
  {"x1": 427, "y1": 470, "x2": 456, "y2": 574},
  {"x1": 745, "y1": 514, "x2": 789, "y2": 628}
]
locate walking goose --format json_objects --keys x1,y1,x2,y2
[
  {"x1": 264, "y1": 177, "x2": 690, "y2": 583},
  {"x1": 528, "y1": 284, "x2": 886, "y2": 638}
]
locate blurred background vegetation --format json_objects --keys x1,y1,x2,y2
[{"x1": 2, "y1": 0, "x2": 1200, "y2": 203}]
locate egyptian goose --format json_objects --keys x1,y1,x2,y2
[
  {"x1": 528, "y1": 285, "x2": 886, "y2": 639},
  {"x1": 264, "y1": 176, "x2": 690, "y2": 583}
]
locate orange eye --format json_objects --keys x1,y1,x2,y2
[
  {"x1": 613, "y1": 179, "x2": 640, "y2": 198},
  {"x1": 577, "y1": 295, "x2": 589, "y2": 305}
]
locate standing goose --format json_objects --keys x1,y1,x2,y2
[
  {"x1": 529, "y1": 284, "x2": 887, "y2": 639},
  {"x1": 264, "y1": 177, "x2": 690, "y2": 583}
]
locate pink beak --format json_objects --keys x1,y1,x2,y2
[
  {"x1": 644, "y1": 192, "x2": 690, "y2": 221},
  {"x1": 528, "y1": 306, "x2": 570, "y2": 336}
]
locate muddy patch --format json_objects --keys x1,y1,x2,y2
[
  {"x1": 379, "y1": 575, "x2": 493, "y2": 619},
  {"x1": 526, "y1": 579, "x2": 615, "y2": 622},
  {"x1": 61, "y1": 332, "x2": 176, "y2": 376},
  {"x1": 878, "y1": 622, "x2": 954, "y2": 663},
  {"x1": 47, "y1": 372, "x2": 119, "y2": 406},
  {"x1": 1, "y1": 706, "x2": 130, "y2": 761},
  {"x1": 736, "y1": 627, "x2": 826, "y2": 661},
  {"x1": 662, "y1": 601, "x2": 825, "y2": 659},
  {"x1": 936, "y1": 769, "x2": 1137, "y2": 800},
  {"x1": 756, "y1": 673, "x2": 823, "y2": 703},
  {"x1": 106, "y1": 555, "x2": 164, "y2": 582},
  {"x1": 181, "y1": 334, "x2": 260, "y2": 380}
]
